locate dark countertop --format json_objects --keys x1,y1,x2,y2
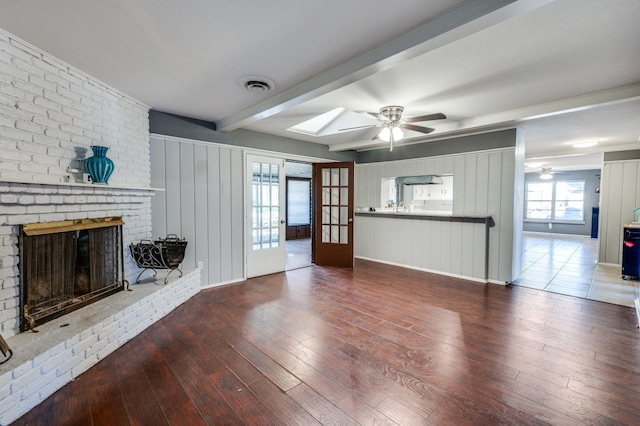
[{"x1": 355, "y1": 211, "x2": 494, "y2": 225}]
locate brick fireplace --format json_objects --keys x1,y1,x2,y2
[
  {"x1": 0, "y1": 29, "x2": 201, "y2": 424},
  {"x1": 19, "y1": 217, "x2": 126, "y2": 331}
]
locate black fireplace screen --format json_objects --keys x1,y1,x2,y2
[{"x1": 19, "y1": 218, "x2": 125, "y2": 331}]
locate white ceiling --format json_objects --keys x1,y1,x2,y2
[{"x1": 1, "y1": 0, "x2": 639, "y2": 173}]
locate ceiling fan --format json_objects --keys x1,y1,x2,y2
[
  {"x1": 339, "y1": 105, "x2": 446, "y2": 151},
  {"x1": 539, "y1": 167, "x2": 565, "y2": 179}
]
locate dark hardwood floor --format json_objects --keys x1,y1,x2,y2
[{"x1": 13, "y1": 259, "x2": 640, "y2": 425}]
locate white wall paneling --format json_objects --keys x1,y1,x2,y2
[
  {"x1": 355, "y1": 215, "x2": 491, "y2": 281},
  {"x1": 598, "y1": 159, "x2": 640, "y2": 265},
  {"x1": 151, "y1": 135, "x2": 244, "y2": 286},
  {"x1": 354, "y1": 147, "x2": 519, "y2": 283}
]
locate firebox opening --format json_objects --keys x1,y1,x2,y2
[{"x1": 18, "y1": 218, "x2": 126, "y2": 332}]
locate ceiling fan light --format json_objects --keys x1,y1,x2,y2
[
  {"x1": 539, "y1": 171, "x2": 553, "y2": 180},
  {"x1": 378, "y1": 126, "x2": 404, "y2": 142},
  {"x1": 378, "y1": 127, "x2": 391, "y2": 141}
]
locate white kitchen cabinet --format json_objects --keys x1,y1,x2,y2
[{"x1": 412, "y1": 175, "x2": 453, "y2": 200}]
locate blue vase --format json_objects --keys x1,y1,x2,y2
[{"x1": 85, "y1": 146, "x2": 114, "y2": 184}]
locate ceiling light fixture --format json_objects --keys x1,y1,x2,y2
[
  {"x1": 539, "y1": 167, "x2": 553, "y2": 180},
  {"x1": 571, "y1": 139, "x2": 599, "y2": 148},
  {"x1": 378, "y1": 124, "x2": 404, "y2": 151},
  {"x1": 239, "y1": 76, "x2": 275, "y2": 93},
  {"x1": 378, "y1": 125, "x2": 404, "y2": 142}
]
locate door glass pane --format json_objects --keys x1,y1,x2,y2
[
  {"x1": 331, "y1": 188, "x2": 339, "y2": 205},
  {"x1": 322, "y1": 187, "x2": 330, "y2": 205},
  {"x1": 340, "y1": 206, "x2": 348, "y2": 225},
  {"x1": 331, "y1": 168, "x2": 339, "y2": 186},
  {"x1": 322, "y1": 169, "x2": 331, "y2": 186},
  {"x1": 340, "y1": 187, "x2": 348, "y2": 205},
  {"x1": 331, "y1": 225, "x2": 339, "y2": 243},
  {"x1": 340, "y1": 168, "x2": 348, "y2": 186},
  {"x1": 252, "y1": 229, "x2": 259, "y2": 248},
  {"x1": 331, "y1": 206, "x2": 339, "y2": 224},
  {"x1": 322, "y1": 225, "x2": 330, "y2": 242},
  {"x1": 252, "y1": 160, "x2": 281, "y2": 251},
  {"x1": 322, "y1": 206, "x2": 331, "y2": 225},
  {"x1": 340, "y1": 225, "x2": 348, "y2": 244}
]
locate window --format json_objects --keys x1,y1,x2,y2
[
  {"x1": 286, "y1": 178, "x2": 311, "y2": 225},
  {"x1": 525, "y1": 180, "x2": 585, "y2": 222}
]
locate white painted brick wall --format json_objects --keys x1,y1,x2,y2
[
  {"x1": 0, "y1": 182, "x2": 155, "y2": 337},
  {"x1": 0, "y1": 269, "x2": 201, "y2": 426},
  {"x1": 0, "y1": 30, "x2": 150, "y2": 187},
  {"x1": 0, "y1": 27, "x2": 188, "y2": 426},
  {"x1": 0, "y1": 28, "x2": 155, "y2": 338}
]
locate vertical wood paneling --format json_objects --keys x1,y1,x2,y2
[
  {"x1": 497, "y1": 150, "x2": 515, "y2": 282},
  {"x1": 474, "y1": 153, "x2": 490, "y2": 278},
  {"x1": 599, "y1": 160, "x2": 640, "y2": 264},
  {"x1": 207, "y1": 147, "x2": 222, "y2": 283},
  {"x1": 354, "y1": 147, "x2": 518, "y2": 283},
  {"x1": 164, "y1": 141, "x2": 182, "y2": 234},
  {"x1": 464, "y1": 155, "x2": 477, "y2": 216},
  {"x1": 193, "y1": 144, "x2": 209, "y2": 283},
  {"x1": 442, "y1": 220, "x2": 454, "y2": 273},
  {"x1": 453, "y1": 156, "x2": 466, "y2": 215},
  {"x1": 605, "y1": 162, "x2": 623, "y2": 264},
  {"x1": 230, "y1": 149, "x2": 244, "y2": 279},
  {"x1": 179, "y1": 143, "x2": 196, "y2": 268},
  {"x1": 487, "y1": 151, "x2": 503, "y2": 280},
  {"x1": 219, "y1": 148, "x2": 233, "y2": 281},
  {"x1": 150, "y1": 137, "x2": 244, "y2": 287},
  {"x1": 150, "y1": 138, "x2": 167, "y2": 235}
]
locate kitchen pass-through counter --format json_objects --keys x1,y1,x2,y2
[{"x1": 354, "y1": 211, "x2": 495, "y2": 283}]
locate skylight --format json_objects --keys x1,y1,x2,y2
[{"x1": 287, "y1": 107, "x2": 345, "y2": 136}]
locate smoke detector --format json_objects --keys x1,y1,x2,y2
[{"x1": 239, "y1": 76, "x2": 275, "y2": 93}]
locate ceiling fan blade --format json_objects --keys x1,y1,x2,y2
[
  {"x1": 338, "y1": 124, "x2": 380, "y2": 132},
  {"x1": 403, "y1": 124, "x2": 435, "y2": 134},
  {"x1": 404, "y1": 113, "x2": 446, "y2": 123}
]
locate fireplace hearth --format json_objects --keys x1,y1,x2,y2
[{"x1": 18, "y1": 217, "x2": 126, "y2": 332}]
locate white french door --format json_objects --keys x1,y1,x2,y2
[{"x1": 246, "y1": 154, "x2": 286, "y2": 278}]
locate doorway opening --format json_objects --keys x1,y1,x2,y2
[{"x1": 285, "y1": 161, "x2": 313, "y2": 271}]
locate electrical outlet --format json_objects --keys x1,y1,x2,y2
[{"x1": 197, "y1": 261, "x2": 203, "y2": 269}]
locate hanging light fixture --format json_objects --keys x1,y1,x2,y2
[
  {"x1": 378, "y1": 124, "x2": 404, "y2": 151},
  {"x1": 539, "y1": 168, "x2": 553, "y2": 180}
]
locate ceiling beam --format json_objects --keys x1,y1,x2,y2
[{"x1": 217, "y1": 0, "x2": 553, "y2": 132}]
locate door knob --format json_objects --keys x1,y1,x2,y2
[
  {"x1": 280, "y1": 219, "x2": 285, "y2": 224},
  {"x1": 348, "y1": 218, "x2": 353, "y2": 223}
]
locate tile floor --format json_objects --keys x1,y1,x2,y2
[
  {"x1": 286, "y1": 238, "x2": 312, "y2": 271},
  {"x1": 517, "y1": 232, "x2": 639, "y2": 307}
]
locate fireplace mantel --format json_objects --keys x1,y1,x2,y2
[{"x1": 0, "y1": 178, "x2": 164, "y2": 194}]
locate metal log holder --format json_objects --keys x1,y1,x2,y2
[
  {"x1": 0, "y1": 333, "x2": 12, "y2": 364},
  {"x1": 130, "y1": 235, "x2": 187, "y2": 284}
]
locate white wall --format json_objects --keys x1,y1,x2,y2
[
  {"x1": 150, "y1": 135, "x2": 244, "y2": 286},
  {"x1": 355, "y1": 147, "x2": 520, "y2": 283},
  {"x1": 598, "y1": 159, "x2": 640, "y2": 264}
]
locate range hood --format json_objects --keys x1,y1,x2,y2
[{"x1": 396, "y1": 175, "x2": 443, "y2": 185}]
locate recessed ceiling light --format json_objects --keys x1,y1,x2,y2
[
  {"x1": 239, "y1": 76, "x2": 275, "y2": 93},
  {"x1": 571, "y1": 139, "x2": 599, "y2": 148}
]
